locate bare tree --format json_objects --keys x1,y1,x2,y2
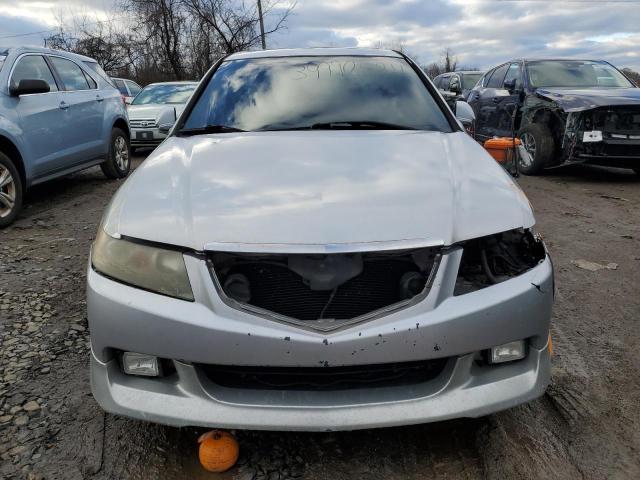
[
  {"x1": 121, "y1": 0, "x2": 187, "y2": 79},
  {"x1": 424, "y1": 62, "x2": 443, "y2": 79},
  {"x1": 442, "y1": 48, "x2": 457, "y2": 73},
  {"x1": 44, "y1": 16, "x2": 137, "y2": 74},
  {"x1": 421, "y1": 48, "x2": 479, "y2": 79},
  {"x1": 45, "y1": 0, "x2": 295, "y2": 82},
  {"x1": 622, "y1": 67, "x2": 640, "y2": 86},
  {"x1": 180, "y1": 0, "x2": 294, "y2": 54}
]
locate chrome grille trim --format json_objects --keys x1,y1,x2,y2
[{"x1": 130, "y1": 118, "x2": 157, "y2": 129}]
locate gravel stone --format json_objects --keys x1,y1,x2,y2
[{"x1": 22, "y1": 401, "x2": 40, "y2": 413}]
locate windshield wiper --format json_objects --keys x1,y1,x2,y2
[
  {"x1": 309, "y1": 121, "x2": 417, "y2": 130},
  {"x1": 179, "y1": 124, "x2": 246, "y2": 136},
  {"x1": 258, "y1": 121, "x2": 418, "y2": 132}
]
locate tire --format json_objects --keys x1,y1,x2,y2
[
  {"x1": 517, "y1": 123, "x2": 555, "y2": 175},
  {"x1": 0, "y1": 152, "x2": 23, "y2": 228},
  {"x1": 101, "y1": 128, "x2": 131, "y2": 179}
]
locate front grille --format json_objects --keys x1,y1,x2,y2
[
  {"x1": 199, "y1": 359, "x2": 448, "y2": 391},
  {"x1": 208, "y1": 248, "x2": 440, "y2": 325},
  {"x1": 585, "y1": 106, "x2": 640, "y2": 136},
  {"x1": 130, "y1": 118, "x2": 157, "y2": 129}
]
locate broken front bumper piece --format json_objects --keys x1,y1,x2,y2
[
  {"x1": 563, "y1": 107, "x2": 640, "y2": 167},
  {"x1": 88, "y1": 243, "x2": 554, "y2": 431}
]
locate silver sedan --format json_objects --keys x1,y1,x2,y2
[{"x1": 88, "y1": 48, "x2": 554, "y2": 431}]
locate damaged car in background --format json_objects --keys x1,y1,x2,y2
[
  {"x1": 88, "y1": 48, "x2": 554, "y2": 431},
  {"x1": 468, "y1": 59, "x2": 640, "y2": 174}
]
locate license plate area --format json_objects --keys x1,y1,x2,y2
[{"x1": 136, "y1": 131, "x2": 154, "y2": 140}]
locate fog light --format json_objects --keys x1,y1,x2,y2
[
  {"x1": 490, "y1": 340, "x2": 526, "y2": 364},
  {"x1": 122, "y1": 352, "x2": 160, "y2": 376}
]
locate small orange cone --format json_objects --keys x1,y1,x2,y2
[{"x1": 198, "y1": 430, "x2": 239, "y2": 473}]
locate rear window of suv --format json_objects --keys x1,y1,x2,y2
[
  {"x1": 84, "y1": 61, "x2": 114, "y2": 87},
  {"x1": 183, "y1": 55, "x2": 453, "y2": 133},
  {"x1": 113, "y1": 79, "x2": 128, "y2": 95}
]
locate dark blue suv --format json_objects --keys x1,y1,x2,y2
[{"x1": 467, "y1": 59, "x2": 640, "y2": 174}]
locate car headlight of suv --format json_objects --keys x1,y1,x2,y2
[{"x1": 91, "y1": 229, "x2": 194, "y2": 301}]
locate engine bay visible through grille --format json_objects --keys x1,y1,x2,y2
[{"x1": 207, "y1": 248, "x2": 441, "y2": 330}]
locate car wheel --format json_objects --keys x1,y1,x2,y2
[
  {"x1": 518, "y1": 123, "x2": 555, "y2": 175},
  {"x1": 0, "y1": 152, "x2": 23, "y2": 228},
  {"x1": 101, "y1": 128, "x2": 131, "y2": 179}
]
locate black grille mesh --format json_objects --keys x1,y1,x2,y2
[
  {"x1": 210, "y1": 251, "x2": 437, "y2": 322},
  {"x1": 199, "y1": 359, "x2": 448, "y2": 391}
]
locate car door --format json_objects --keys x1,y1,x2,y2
[
  {"x1": 472, "y1": 63, "x2": 509, "y2": 140},
  {"x1": 48, "y1": 55, "x2": 105, "y2": 165},
  {"x1": 8, "y1": 54, "x2": 65, "y2": 178},
  {"x1": 467, "y1": 69, "x2": 493, "y2": 138},
  {"x1": 492, "y1": 63, "x2": 523, "y2": 137}
]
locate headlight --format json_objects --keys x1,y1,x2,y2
[
  {"x1": 92, "y1": 229, "x2": 194, "y2": 301},
  {"x1": 454, "y1": 228, "x2": 545, "y2": 295}
]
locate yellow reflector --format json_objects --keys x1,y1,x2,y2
[{"x1": 548, "y1": 332, "x2": 553, "y2": 356}]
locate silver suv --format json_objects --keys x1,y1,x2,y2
[{"x1": 0, "y1": 46, "x2": 130, "y2": 227}]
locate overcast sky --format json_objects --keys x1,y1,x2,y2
[{"x1": 1, "y1": 0, "x2": 639, "y2": 71}]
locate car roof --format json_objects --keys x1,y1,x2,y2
[
  {"x1": 0, "y1": 45, "x2": 97, "y2": 63},
  {"x1": 507, "y1": 58, "x2": 608, "y2": 64},
  {"x1": 226, "y1": 47, "x2": 403, "y2": 61},
  {"x1": 435, "y1": 70, "x2": 484, "y2": 78},
  {"x1": 145, "y1": 81, "x2": 198, "y2": 86}
]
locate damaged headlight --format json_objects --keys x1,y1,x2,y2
[
  {"x1": 454, "y1": 228, "x2": 545, "y2": 295},
  {"x1": 91, "y1": 229, "x2": 194, "y2": 301}
]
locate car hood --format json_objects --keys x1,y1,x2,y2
[
  {"x1": 535, "y1": 87, "x2": 640, "y2": 112},
  {"x1": 127, "y1": 103, "x2": 187, "y2": 120},
  {"x1": 103, "y1": 131, "x2": 534, "y2": 251}
]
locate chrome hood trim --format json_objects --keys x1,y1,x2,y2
[{"x1": 203, "y1": 238, "x2": 444, "y2": 254}]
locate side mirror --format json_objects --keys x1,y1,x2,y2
[
  {"x1": 125, "y1": 97, "x2": 133, "y2": 105},
  {"x1": 157, "y1": 107, "x2": 177, "y2": 134},
  {"x1": 503, "y1": 78, "x2": 517, "y2": 93},
  {"x1": 10, "y1": 79, "x2": 50, "y2": 96},
  {"x1": 455, "y1": 101, "x2": 475, "y2": 128}
]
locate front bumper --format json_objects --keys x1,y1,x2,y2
[
  {"x1": 91, "y1": 343, "x2": 550, "y2": 431},
  {"x1": 88, "y1": 250, "x2": 554, "y2": 430}
]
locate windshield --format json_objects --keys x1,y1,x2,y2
[
  {"x1": 462, "y1": 73, "x2": 482, "y2": 90},
  {"x1": 182, "y1": 56, "x2": 452, "y2": 132},
  {"x1": 132, "y1": 84, "x2": 196, "y2": 105},
  {"x1": 527, "y1": 60, "x2": 633, "y2": 88}
]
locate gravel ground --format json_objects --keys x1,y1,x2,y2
[{"x1": 0, "y1": 152, "x2": 639, "y2": 479}]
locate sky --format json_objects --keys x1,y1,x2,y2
[{"x1": 1, "y1": 0, "x2": 639, "y2": 71}]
